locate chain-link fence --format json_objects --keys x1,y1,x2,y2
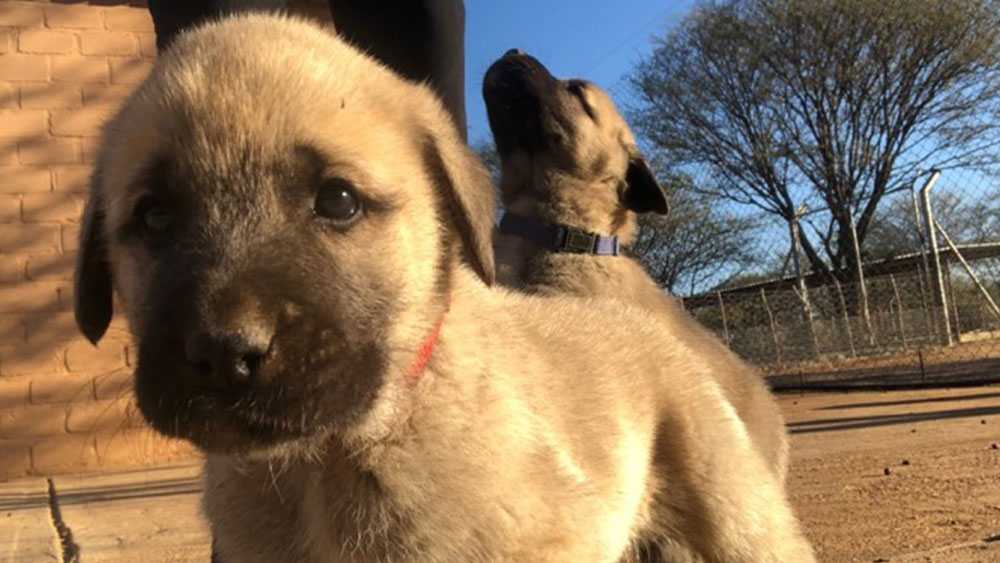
[{"x1": 606, "y1": 83, "x2": 1000, "y2": 390}]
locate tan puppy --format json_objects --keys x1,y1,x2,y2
[
  {"x1": 484, "y1": 51, "x2": 791, "y2": 484},
  {"x1": 74, "y1": 15, "x2": 813, "y2": 562}
]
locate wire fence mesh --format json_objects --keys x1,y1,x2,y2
[{"x1": 606, "y1": 82, "x2": 1000, "y2": 390}]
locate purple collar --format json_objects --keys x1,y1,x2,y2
[{"x1": 498, "y1": 213, "x2": 620, "y2": 256}]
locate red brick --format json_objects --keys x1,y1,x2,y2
[
  {"x1": 81, "y1": 83, "x2": 134, "y2": 107},
  {"x1": 53, "y1": 165, "x2": 92, "y2": 192},
  {"x1": 44, "y1": 4, "x2": 104, "y2": 30},
  {"x1": 0, "y1": 375, "x2": 29, "y2": 406},
  {"x1": 1, "y1": 344, "x2": 64, "y2": 376},
  {"x1": 0, "y1": 54, "x2": 49, "y2": 81},
  {"x1": 23, "y1": 311, "x2": 78, "y2": 348},
  {"x1": 52, "y1": 55, "x2": 108, "y2": 84},
  {"x1": 94, "y1": 368, "x2": 132, "y2": 400},
  {"x1": 109, "y1": 57, "x2": 152, "y2": 85},
  {"x1": 0, "y1": 83, "x2": 16, "y2": 109},
  {"x1": 0, "y1": 280, "x2": 63, "y2": 313},
  {"x1": 65, "y1": 338, "x2": 126, "y2": 373},
  {"x1": 0, "y1": 142, "x2": 15, "y2": 165},
  {"x1": 0, "y1": 256, "x2": 25, "y2": 282},
  {"x1": 25, "y1": 252, "x2": 75, "y2": 281},
  {"x1": 0, "y1": 166, "x2": 51, "y2": 193},
  {"x1": 31, "y1": 435, "x2": 98, "y2": 474},
  {"x1": 50, "y1": 108, "x2": 110, "y2": 137},
  {"x1": 0, "y1": 223, "x2": 62, "y2": 254},
  {"x1": 56, "y1": 282, "x2": 73, "y2": 311},
  {"x1": 20, "y1": 82, "x2": 82, "y2": 109},
  {"x1": 138, "y1": 32, "x2": 156, "y2": 58},
  {"x1": 0, "y1": 196, "x2": 19, "y2": 223},
  {"x1": 66, "y1": 396, "x2": 138, "y2": 434},
  {"x1": 0, "y1": 403, "x2": 66, "y2": 437},
  {"x1": 18, "y1": 137, "x2": 80, "y2": 165},
  {"x1": 0, "y1": 2, "x2": 45, "y2": 28},
  {"x1": 80, "y1": 31, "x2": 135, "y2": 56},
  {"x1": 61, "y1": 224, "x2": 80, "y2": 252},
  {"x1": 104, "y1": 8, "x2": 154, "y2": 33},
  {"x1": 30, "y1": 373, "x2": 94, "y2": 404},
  {"x1": 18, "y1": 29, "x2": 76, "y2": 55},
  {"x1": 95, "y1": 430, "x2": 196, "y2": 467},
  {"x1": 22, "y1": 191, "x2": 83, "y2": 224},
  {"x1": 0, "y1": 439, "x2": 32, "y2": 480},
  {"x1": 0, "y1": 110, "x2": 48, "y2": 138},
  {"x1": 0, "y1": 312, "x2": 25, "y2": 340}
]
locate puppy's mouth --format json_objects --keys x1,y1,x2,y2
[{"x1": 483, "y1": 50, "x2": 559, "y2": 155}]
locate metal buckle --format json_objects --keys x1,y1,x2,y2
[{"x1": 562, "y1": 227, "x2": 597, "y2": 253}]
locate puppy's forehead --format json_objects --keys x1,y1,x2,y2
[{"x1": 99, "y1": 15, "x2": 429, "y2": 218}]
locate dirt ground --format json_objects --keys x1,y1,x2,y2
[{"x1": 781, "y1": 386, "x2": 1000, "y2": 562}]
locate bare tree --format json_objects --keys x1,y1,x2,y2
[
  {"x1": 629, "y1": 0, "x2": 1000, "y2": 299},
  {"x1": 630, "y1": 174, "x2": 760, "y2": 295},
  {"x1": 868, "y1": 188, "x2": 1000, "y2": 260}
]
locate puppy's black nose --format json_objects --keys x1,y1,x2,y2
[
  {"x1": 185, "y1": 331, "x2": 269, "y2": 388},
  {"x1": 505, "y1": 48, "x2": 525, "y2": 58}
]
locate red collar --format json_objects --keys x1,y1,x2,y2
[{"x1": 404, "y1": 307, "x2": 448, "y2": 386}]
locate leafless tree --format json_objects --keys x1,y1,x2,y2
[{"x1": 629, "y1": 0, "x2": 1000, "y2": 298}]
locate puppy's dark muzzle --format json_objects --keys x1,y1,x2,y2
[{"x1": 483, "y1": 49, "x2": 557, "y2": 155}]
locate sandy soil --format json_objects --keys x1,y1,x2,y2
[{"x1": 781, "y1": 386, "x2": 1000, "y2": 562}]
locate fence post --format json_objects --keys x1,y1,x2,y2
[
  {"x1": 833, "y1": 278, "x2": 857, "y2": 357},
  {"x1": 912, "y1": 187, "x2": 939, "y2": 343},
  {"x1": 919, "y1": 169, "x2": 953, "y2": 346},
  {"x1": 789, "y1": 207, "x2": 820, "y2": 359},
  {"x1": 716, "y1": 290, "x2": 731, "y2": 346},
  {"x1": 760, "y1": 288, "x2": 782, "y2": 365},
  {"x1": 889, "y1": 274, "x2": 908, "y2": 349},
  {"x1": 848, "y1": 213, "x2": 877, "y2": 348},
  {"x1": 944, "y1": 262, "x2": 962, "y2": 341}
]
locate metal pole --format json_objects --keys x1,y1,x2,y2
[
  {"x1": 760, "y1": 288, "x2": 782, "y2": 366},
  {"x1": 889, "y1": 274, "x2": 908, "y2": 349},
  {"x1": 789, "y1": 204, "x2": 819, "y2": 358},
  {"x1": 716, "y1": 290, "x2": 731, "y2": 345},
  {"x1": 833, "y1": 278, "x2": 857, "y2": 357},
  {"x1": 920, "y1": 169, "x2": 953, "y2": 345},
  {"x1": 848, "y1": 213, "x2": 876, "y2": 347},
  {"x1": 934, "y1": 217, "x2": 1000, "y2": 319},
  {"x1": 912, "y1": 186, "x2": 939, "y2": 342}
]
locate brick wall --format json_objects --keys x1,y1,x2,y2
[{"x1": 0, "y1": 0, "x2": 332, "y2": 481}]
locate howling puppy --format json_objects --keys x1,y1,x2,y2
[
  {"x1": 484, "y1": 50, "x2": 791, "y2": 486},
  {"x1": 75, "y1": 15, "x2": 813, "y2": 563}
]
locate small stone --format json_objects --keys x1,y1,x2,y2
[
  {"x1": 911, "y1": 429, "x2": 917, "y2": 433},
  {"x1": 901, "y1": 459, "x2": 910, "y2": 466},
  {"x1": 991, "y1": 444, "x2": 998, "y2": 450},
  {"x1": 883, "y1": 467, "x2": 891, "y2": 475},
  {"x1": 982, "y1": 419, "x2": 988, "y2": 424}
]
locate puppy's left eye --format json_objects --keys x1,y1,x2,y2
[{"x1": 314, "y1": 179, "x2": 362, "y2": 224}]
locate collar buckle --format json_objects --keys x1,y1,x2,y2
[{"x1": 561, "y1": 227, "x2": 597, "y2": 253}]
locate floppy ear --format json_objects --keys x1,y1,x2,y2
[
  {"x1": 74, "y1": 176, "x2": 113, "y2": 345},
  {"x1": 421, "y1": 125, "x2": 497, "y2": 286},
  {"x1": 622, "y1": 154, "x2": 669, "y2": 215}
]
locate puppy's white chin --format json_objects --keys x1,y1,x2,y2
[{"x1": 228, "y1": 432, "x2": 333, "y2": 463}]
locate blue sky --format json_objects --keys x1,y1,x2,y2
[{"x1": 463, "y1": 1, "x2": 696, "y2": 144}]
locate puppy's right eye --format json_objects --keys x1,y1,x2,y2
[{"x1": 132, "y1": 196, "x2": 173, "y2": 242}]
